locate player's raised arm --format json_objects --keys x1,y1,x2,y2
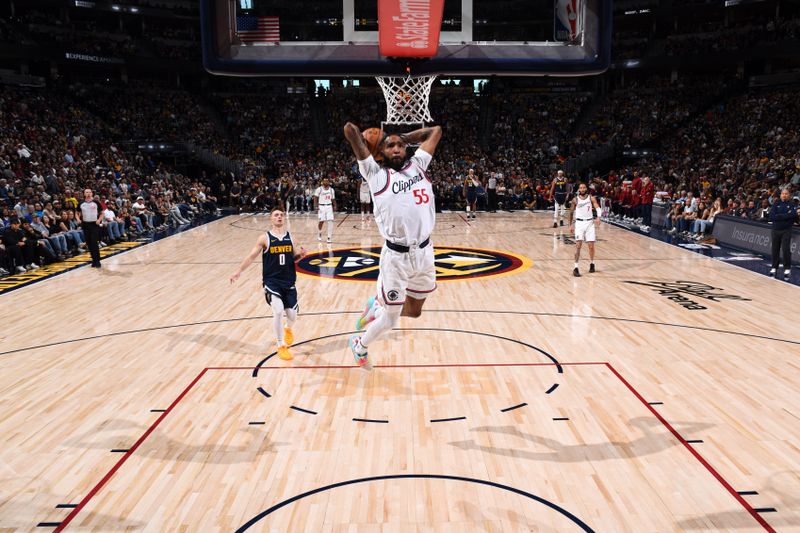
[
  {"x1": 401, "y1": 125, "x2": 442, "y2": 156},
  {"x1": 343, "y1": 122, "x2": 371, "y2": 161},
  {"x1": 230, "y1": 234, "x2": 266, "y2": 284}
]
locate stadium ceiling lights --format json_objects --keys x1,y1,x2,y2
[
  {"x1": 724, "y1": 0, "x2": 766, "y2": 6},
  {"x1": 110, "y1": 4, "x2": 141, "y2": 13}
]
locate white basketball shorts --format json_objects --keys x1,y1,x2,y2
[
  {"x1": 360, "y1": 192, "x2": 371, "y2": 204},
  {"x1": 318, "y1": 205, "x2": 334, "y2": 222},
  {"x1": 574, "y1": 220, "x2": 596, "y2": 242},
  {"x1": 376, "y1": 243, "x2": 437, "y2": 307}
]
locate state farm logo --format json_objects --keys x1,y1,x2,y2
[{"x1": 623, "y1": 280, "x2": 751, "y2": 311}]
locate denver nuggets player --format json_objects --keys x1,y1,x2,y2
[
  {"x1": 230, "y1": 208, "x2": 306, "y2": 361},
  {"x1": 549, "y1": 170, "x2": 569, "y2": 228},
  {"x1": 343, "y1": 122, "x2": 442, "y2": 369}
]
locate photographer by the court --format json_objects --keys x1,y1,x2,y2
[{"x1": 769, "y1": 187, "x2": 800, "y2": 280}]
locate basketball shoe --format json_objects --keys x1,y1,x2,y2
[
  {"x1": 349, "y1": 335, "x2": 372, "y2": 370},
  {"x1": 356, "y1": 296, "x2": 380, "y2": 330},
  {"x1": 277, "y1": 344, "x2": 292, "y2": 361},
  {"x1": 284, "y1": 327, "x2": 294, "y2": 346}
]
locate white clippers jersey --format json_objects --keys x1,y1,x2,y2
[
  {"x1": 358, "y1": 149, "x2": 434, "y2": 246},
  {"x1": 575, "y1": 194, "x2": 594, "y2": 220},
  {"x1": 314, "y1": 186, "x2": 335, "y2": 205}
]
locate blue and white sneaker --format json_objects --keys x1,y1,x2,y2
[
  {"x1": 355, "y1": 296, "x2": 378, "y2": 330},
  {"x1": 349, "y1": 335, "x2": 372, "y2": 370}
]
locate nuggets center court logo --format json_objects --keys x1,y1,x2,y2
[{"x1": 297, "y1": 246, "x2": 531, "y2": 282}]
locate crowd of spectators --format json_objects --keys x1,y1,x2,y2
[
  {"x1": 582, "y1": 75, "x2": 730, "y2": 148},
  {"x1": 664, "y1": 15, "x2": 800, "y2": 56},
  {"x1": 0, "y1": 86, "x2": 221, "y2": 276},
  {"x1": 103, "y1": 77, "x2": 798, "y2": 233},
  {"x1": 3, "y1": 70, "x2": 799, "y2": 276},
  {"x1": 612, "y1": 29, "x2": 651, "y2": 60},
  {"x1": 72, "y1": 84, "x2": 219, "y2": 142},
  {"x1": 599, "y1": 85, "x2": 800, "y2": 239},
  {"x1": 27, "y1": 24, "x2": 138, "y2": 58}
]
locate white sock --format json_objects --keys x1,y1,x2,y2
[
  {"x1": 574, "y1": 262, "x2": 579, "y2": 268},
  {"x1": 360, "y1": 303, "x2": 398, "y2": 347},
  {"x1": 285, "y1": 307, "x2": 297, "y2": 328}
]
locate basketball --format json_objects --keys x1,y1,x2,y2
[{"x1": 362, "y1": 127, "x2": 384, "y2": 160}]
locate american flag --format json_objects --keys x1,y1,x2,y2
[{"x1": 236, "y1": 16, "x2": 280, "y2": 43}]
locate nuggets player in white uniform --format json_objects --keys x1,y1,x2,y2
[
  {"x1": 569, "y1": 182, "x2": 601, "y2": 277},
  {"x1": 359, "y1": 178, "x2": 371, "y2": 221},
  {"x1": 314, "y1": 179, "x2": 336, "y2": 243},
  {"x1": 343, "y1": 122, "x2": 443, "y2": 369}
]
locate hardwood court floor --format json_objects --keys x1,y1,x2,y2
[{"x1": 0, "y1": 212, "x2": 798, "y2": 532}]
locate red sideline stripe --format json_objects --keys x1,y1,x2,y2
[
  {"x1": 54, "y1": 368, "x2": 209, "y2": 532},
  {"x1": 605, "y1": 363, "x2": 776, "y2": 533}
]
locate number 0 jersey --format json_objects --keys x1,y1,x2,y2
[
  {"x1": 357, "y1": 149, "x2": 434, "y2": 246},
  {"x1": 262, "y1": 231, "x2": 296, "y2": 286}
]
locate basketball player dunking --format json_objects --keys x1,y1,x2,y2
[
  {"x1": 230, "y1": 208, "x2": 307, "y2": 360},
  {"x1": 550, "y1": 170, "x2": 569, "y2": 228},
  {"x1": 314, "y1": 179, "x2": 336, "y2": 242},
  {"x1": 568, "y1": 182, "x2": 601, "y2": 277},
  {"x1": 343, "y1": 121, "x2": 443, "y2": 369}
]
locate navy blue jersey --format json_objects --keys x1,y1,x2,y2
[
  {"x1": 262, "y1": 231, "x2": 296, "y2": 286},
  {"x1": 553, "y1": 178, "x2": 568, "y2": 196}
]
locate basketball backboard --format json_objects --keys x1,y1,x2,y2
[{"x1": 201, "y1": 0, "x2": 611, "y2": 77}]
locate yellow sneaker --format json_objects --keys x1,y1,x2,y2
[
  {"x1": 284, "y1": 328, "x2": 294, "y2": 346},
  {"x1": 277, "y1": 345, "x2": 293, "y2": 361}
]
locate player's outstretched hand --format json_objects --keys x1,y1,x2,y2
[
  {"x1": 295, "y1": 246, "x2": 308, "y2": 263},
  {"x1": 229, "y1": 271, "x2": 241, "y2": 284}
]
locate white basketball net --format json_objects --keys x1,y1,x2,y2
[{"x1": 376, "y1": 75, "x2": 437, "y2": 126}]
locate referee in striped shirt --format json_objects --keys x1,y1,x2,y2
[{"x1": 80, "y1": 188, "x2": 103, "y2": 268}]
